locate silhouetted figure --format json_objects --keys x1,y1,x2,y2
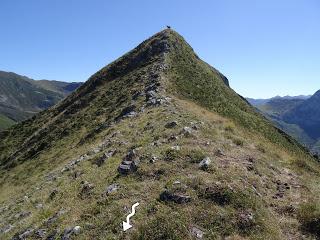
[{"x1": 167, "y1": 25, "x2": 171, "y2": 29}]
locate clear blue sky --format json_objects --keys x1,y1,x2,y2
[{"x1": 0, "y1": 0, "x2": 319, "y2": 98}]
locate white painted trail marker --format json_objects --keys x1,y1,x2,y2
[{"x1": 123, "y1": 202, "x2": 139, "y2": 231}]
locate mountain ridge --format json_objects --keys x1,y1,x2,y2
[{"x1": 0, "y1": 29, "x2": 319, "y2": 240}]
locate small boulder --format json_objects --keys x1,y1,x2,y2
[
  {"x1": 118, "y1": 149, "x2": 139, "y2": 175},
  {"x1": 34, "y1": 229, "x2": 46, "y2": 238},
  {"x1": 168, "y1": 135, "x2": 178, "y2": 142},
  {"x1": 215, "y1": 149, "x2": 225, "y2": 157},
  {"x1": 181, "y1": 127, "x2": 192, "y2": 136},
  {"x1": 199, "y1": 157, "x2": 211, "y2": 170},
  {"x1": 45, "y1": 208, "x2": 67, "y2": 226},
  {"x1": 105, "y1": 183, "x2": 120, "y2": 195},
  {"x1": 118, "y1": 161, "x2": 138, "y2": 175},
  {"x1": 49, "y1": 189, "x2": 58, "y2": 200},
  {"x1": 1, "y1": 224, "x2": 14, "y2": 234},
  {"x1": 12, "y1": 228, "x2": 34, "y2": 240},
  {"x1": 116, "y1": 105, "x2": 137, "y2": 121},
  {"x1": 61, "y1": 226, "x2": 81, "y2": 240},
  {"x1": 165, "y1": 121, "x2": 178, "y2": 128},
  {"x1": 237, "y1": 210, "x2": 255, "y2": 231},
  {"x1": 79, "y1": 181, "x2": 94, "y2": 198},
  {"x1": 14, "y1": 211, "x2": 31, "y2": 220},
  {"x1": 190, "y1": 226, "x2": 204, "y2": 239},
  {"x1": 149, "y1": 156, "x2": 158, "y2": 163},
  {"x1": 73, "y1": 226, "x2": 81, "y2": 235},
  {"x1": 171, "y1": 145, "x2": 181, "y2": 151},
  {"x1": 95, "y1": 149, "x2": 116, "y2": 167},
  {"x1": 35, "y1": 203, "x2": 44, "y2": 209},
  {"x1": 160, "y1": 190, "x2": 191, "y2": 204}
]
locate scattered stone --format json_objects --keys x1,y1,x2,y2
[
  {"x1": 150, "y1": 140, "x2": 163, "y2": 147},
  {"x1": 132, "y1": 90, "x2": 143, "y2": 100},
  {"x1": 73, "y1": 226, "x2": 81, "y2": 235},
  {"x1": 149, "y1": 156, "x2": 158, "y2": 163},
  {"x1": 12, "y1": 228, "x2": 34, "y2": 240},
  {"x1": 190, "y1": 225, "x2": 204, "y2": 239},
  {"x1": 160, "y1": 190, "x2": 191, "y2": 204},
  {"x1": 49, "y1": 189, "x2": 58, "y2": 200},
  {"x1": 61, "y1": 227, "x2": 73, "y2": 240},
  {"x1": 181, "y1": 127, "x2": 192, "y2": 136},
  {"x1": 171, "y1": 145, "x2": 181, "y2": 151},
  {"x1": 35, "y1": 203, "x2": 44, "y2": 209},
  {"x1": 14, "y1": 211, "x2": 31, "y2": 220},
  {"x1": 199, "y1": 157, "x2": 211, "y2": 170},
  {"x1": 61, "y1": 226, "x2": 81, "y2": 240},
  {"x1": 95, "y1": 149, "x2": 116, "y2": 167},
  {"x1": 246, "y1": 163, "x2": 254, "y2": 171},
  {"x1": 46, "y1": 208, "x2": 67, "y2": 225},
  {"x1": 34, "y1": 228, "x2": 46, "y2": 238},
  {"x1": 165, "y1": 121, "x2": 178, "y2": 128},
  {"x1": 46, "y1": 230, "x2": 58, "y2": 240},
  {"x1": 191, "y1": 122, "x2": 201, "y2": 130},
  {"x1": 105, "y1": 183, "x2": 120, "y2": 195},
  {"x1": 116, "y1": 105, "x2": 137, "y2": 120},
  {"x1": 87, "y1": 147, "x2": 102, "y2": 156},
  {"x1": 118, "y1": 161, "x2": 138, "y2": 175},
  {"x1": 237, "y1": 210, "x2": 255, "y2": 230},
  {"x1": 168, "y1": 135, "x2": 178, "y2": 142},
  {"x1": 214, "y1": 149, "x2": 225, "y2": 157},
  {"x1": 79, "y1": 181, "x2": 94, "y2": 198},
  {"x1": 0, "y1": 224, "x2": 14, "y2": 233},
  {"x1": 118, "y1": 149, "x2": 139, "y2": 175},
  {"x1": 273, "y1": 180, "x2": 290, "y2": 199},
  {"x1": 71, "y1": 170, "x2": 83, "y2": 179},
  {"x1": 61, "y1": 166, "x2": 71, "y2": 173},
  {"x1": 62, "y1": 154, "x2": 90, "y2": 173}
]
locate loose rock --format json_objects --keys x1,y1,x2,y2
[
  {"x1": 49, "y1": 189, "x2": 58, "y2": 200},
  {"x1": 190, "y1": 226, "x2": 204, "y2": 239},
  {"x1": 181, "y1": 127, "x2": 192, "y2": 136},
  {"x1": 79, "y1": 181, "x2": 94, "y2": 198},
  {"x1": 199, "y1": 157, "x2": 211, "y2": 170},
  {"x1": 105, "y1": 183, "x2": 120, "y2": 195},
  {"x1": 118, "y1": 149, "x2": 139, "y2": 175},
  {"x1": 95, "y1": 149, "x2": 116, "y2": 167},
  {"x1": 160, "y1": 190, "x2": 191, "y2": 204},
  {"x1": 165, "y1": 121, "x2": 178, "y2": 128}
]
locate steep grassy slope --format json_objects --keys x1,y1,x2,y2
[
  {"x1": 0, "y1": 114, "x2": 15, "y2": 130},
  {"x1": 164, "y1": 31, "x2": 308, "y2": 155},
  {"x1": 0, "y1": 29, "x2": 320, "y2": 240},
  {"x1": 0, "y1": 71, "x2": 81, "y2": 124}
]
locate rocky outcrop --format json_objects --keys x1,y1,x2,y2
[{"x1": 118, "y1": 149, "x2": 139, "y2": 175}]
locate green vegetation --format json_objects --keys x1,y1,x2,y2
[
  {"x1": 0, "y1": 29, "x2": 319, "y2": 240},
  {"x1": 251, "y1": 94, "x2": 320, "y2": 154},
  {"x1": 165, "y1": 30, "x2": 310, "y2": 158},
  {"x1": 298, "y1": 202, "x2": 320, "y2": 237},
  {"x1": 0, "y1": 114, "x2": 15, "y2": 130},
  {"x1": 0, "y1": 70, "x2": 81, "y2": 122}
]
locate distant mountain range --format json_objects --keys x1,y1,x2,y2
[
  {"x1": 248, "y1": 92, "x2": 320, "y2": 154},
  {"x1": 0, "y1": 71, "x2": 82, "y2": 130}
]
